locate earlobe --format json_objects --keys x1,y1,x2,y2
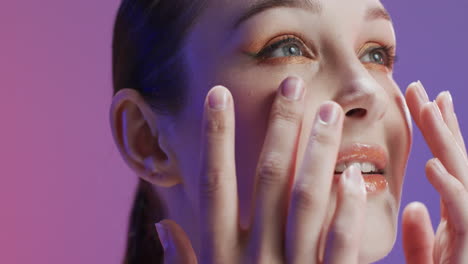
[
  {"x1": 109, "y1": 88, "x2": 182, "y2": 187},
  {"x1": 142, "y1": 156, "x2": 182, "y2": 187}
]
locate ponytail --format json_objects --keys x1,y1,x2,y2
[
  {"x1": 122, "y1": 179, "x2": 166, "y2": 264},
  {"x1": 113, "y1": 0, "x2": 208, "y2": 262}
]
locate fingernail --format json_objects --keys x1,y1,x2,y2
[
  {"x1": 345, "y1": 164, "x2": 363, "y2": 186},
  {"x1": 442, "y1": 91, "x2": 454, "y2": 112},
  {"x1": 208, "y1": 86, "x2": 228, "y2": 110},
  {"x1": 431, "y1": 158, "x2": 447, "y2": 176},
  {"x1": 155, "y1": 222, "x2": 170, "y2": 251},
  {"x1": 281, "y1": 77, "x2": 304, "y2": 101},
  {"x1": 431, "y1": 101, "x2": 444, "y2": 121},
  {"x1": 415, "y1": 80, "x2": 429, "y2": 103},
  {"x1": 318, "y1": 102, "x2": 339, "y2": 125}
]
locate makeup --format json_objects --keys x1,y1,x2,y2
[{"x1": 334, "y1": 143, "x2": 388, "y2": 194}]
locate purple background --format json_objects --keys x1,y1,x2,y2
[{"x1": 1, "y1": 0, "x2": 466, "y2": 263}]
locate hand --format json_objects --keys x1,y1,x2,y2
[
  {"x1": 403, "y1": 81, "x2": 468, "y2": 263},
  {"x1": 154, "y1": 76, "x2": 368, "y2": 263}
]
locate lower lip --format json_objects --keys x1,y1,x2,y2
[
  {"x1": 334, "y1": 174, "x2": 388, "y2": 194},
  {"x1": 363, "y1": 174, "x2": 388, "y2": 194}
]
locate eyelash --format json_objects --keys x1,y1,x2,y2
[
  {"x1": 254, "y1": 36, "x2": 312, "y2": 59},
  {"x1": 362, "y1": 44, "x2": 397, "y2": 69},
  {"x1": 254, "y1": 36, "x2": 397, "y2": 69}
]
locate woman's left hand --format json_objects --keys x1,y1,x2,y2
[{"x1": 403, "y1": 81, "x2": 468, "y2": 264}]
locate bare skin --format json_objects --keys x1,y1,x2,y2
[
  {"x1": 154, "y1": 80, "x2": 368, "y2": 264},
  {"x1": 149, "y1": 82, "x2": 468, "y2": 264},
  {"x1": 403, "y1": 82, "x2": 468, "y2": 264},
  {"x1": 109, "y1": 0, "x2": 468, "y2": 263}
]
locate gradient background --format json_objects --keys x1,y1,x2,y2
[{"x1": 1, "y1": 0, "x2": 467, "y2": 263}]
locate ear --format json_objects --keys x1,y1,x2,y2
[{"x1": 109, "y1": 88, "x2": 181, "y2": 187}]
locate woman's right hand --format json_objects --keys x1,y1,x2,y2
[{"x1": 155, "y1": 76, "x2": 368, "y2": 264}]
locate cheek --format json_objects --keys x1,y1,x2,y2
[
  {"x1": 384, "y1": 86, "x2": 413, "y2": 203},
  {"x1": 398, "y1": 92, "x2": 413, "y2": 139},
  {"x1": 211, "y1": 70, "x2": 276, "y2": 228},
  {"x1": 212, "y1": 65, "x2": 327, "y2": 227},
  {"x1": 392, "y1": 89, "x2": 413, "y2": 169}
]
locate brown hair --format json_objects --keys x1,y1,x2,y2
[{"x1": 112, "y1": 0, "x2": 206, "y2": 263}]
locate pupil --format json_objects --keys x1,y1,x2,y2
[
  {"x1": 373, "y1": 51, "x2": 384, "y2": 64},
  {"x1": 285, "y1": 45, "x2": 300, "y2": 56}
]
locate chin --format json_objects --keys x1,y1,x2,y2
[{"x1": 358, "y1": 190, "x2": 398, "y2": 263}]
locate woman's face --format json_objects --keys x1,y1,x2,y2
[{"x1": 167, "y1": 0, "x2": 412, "y2": 262}]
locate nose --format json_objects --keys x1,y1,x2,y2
[{"x1": 333, "y1": 69, "x2": 389, "y2": 125}]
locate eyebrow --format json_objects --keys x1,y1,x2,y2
[
  {"x1": 366, "y1": 6, "x2": 392, "y2": 22},
  {"x1": 232, "y1": 0, "x2": 392, "y2": 30}
]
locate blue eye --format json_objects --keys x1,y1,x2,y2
[
  {"x1": 270, "y1": 43, "x2": 303, "y2": 57},
  {"x1": 361, "y1": 49, "x2": 386, "y2": 64},
  {"x1": 255, "y1": 37, "x2": 307, "y2": 59},
  {"x1": 253, "y1": 37, "x2": 396, "y2": 69},
  {"x1": 360, "y1": 45, "x2": 396, "y2": 68}
]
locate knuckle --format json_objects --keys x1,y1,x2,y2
[
  {"x1": 443, "y1": 182, "x2": 466, "y2": 216},
  {"x1": 245, "y1": 243, "x2": 282, "y2": 264},
  {"x1": 330, "y1": 225, "x2": 356, "y2": 249},
  {"x1": 440, "y1": 260, "x2": 451, "y2": 264},
  {"x1": 291, "y1": 184, "x2": 319, "y2": 211},
  {"x1": 256, "y1": 255, "x2": 282, "y2": 264},
  {"x1": 200, "y1": 168, "x2": 224, "y2": 198},
  {"x1": 257, "y1": 153, "x2": 288, "y2": 186},
  {"x1": 454, "y1": 229, "x2": 468, "y2": 239},
  {"x1": 270, "y1": 101, "x2": 301, "y2": 126},
  {"x1": 309, "y1": 127, "x2": 337, "y2": 147},
  {"x1": 204, "y1": 115, "x2": 229, "y2": 136},
  {"x1": 452, "y1": 181, "x2": 466, "y2": 197}
]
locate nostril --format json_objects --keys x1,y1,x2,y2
[{"x1": 346, "y1": 108, "x2": 367, "y2": 118}]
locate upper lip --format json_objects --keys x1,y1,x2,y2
[{"x1": 335, "y1": 143, "x2": 388, "y2": 174}]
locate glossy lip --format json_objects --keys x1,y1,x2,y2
[
  {"x1": 333, "y1": 143, "x2": 389, "y2": 194},
  {"x1": 336, "y1": 143, "x2": 388, "y2": 173}
]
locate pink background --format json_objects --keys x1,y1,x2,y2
[{"x1": 1, "y1": 0, "x2": 467, "y2": 263}]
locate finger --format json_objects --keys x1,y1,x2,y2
[
  {"x1": 249, "y1": 76, "x2": 306, "y2": 255},
  {"x1": 199, "y1": 86, "x2": 238, "y2": 262},
  {"x1": 324, "y1": 165, "x2": 367, "y2": 264},
  {"x1": 156, "y1": 220, "x2": 198, "y2": 264},
  {"x1": 435, "y1": 91, "x2": 467, "y2": 157},
  {"x1": 405, "y1": 81, "x2": 429, "y2": 126},
  {"x1": 419, "y1": 101, "x2": 468, "y2": 188},
  {"x1": 286, "y1": 101, "x2": 344, "y2": 263},
  {"x1": 426, "y1": 158, "x2": 468, "y2": 233},
  {"x1": 431, "y1": 91, "x2": 466, "y2": 219},
  {"x1": 402, "y1": 202, "x2": 435, "y2": 264},
  {"x1": 406, "y1": 80, "x2": 468, "y2": 187},
  {"x1": 406, "y1": 82, "x2": 466, "y2": 218}
]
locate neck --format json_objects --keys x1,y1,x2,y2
[{"x1": 158, "y1": 184, "x2": 201, "y2": 254}]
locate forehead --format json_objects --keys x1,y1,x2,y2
[
  {"x1": 200, "y1": 0, "x2": 387, "y2": 24},
  {"x1": 228, "y1": 0, "x2": 385, "y2": 12},
  {"x1": 189, "y1": 0, "x2": 393, "y2": 48},
  {"x1": 188, "y1": 0, "x2": 392, "y2": 47}
]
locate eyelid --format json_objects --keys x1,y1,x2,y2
[
  {"x1": 255, "y1": 33, "x2": 316, "y2": 59},
  {"x1": 358, "y1": 42, "x2": 397, "y2": 69},
  {"x1": 358, "y1": 42, "x2": 396, "y2": 57}
]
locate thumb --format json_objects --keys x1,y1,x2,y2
[
  {"x1": 402, "y1": 202, "x2": 435, "y2": 264},
  {"x1": 155, "y1": 219, "x2": 197, "y2": 264}
]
